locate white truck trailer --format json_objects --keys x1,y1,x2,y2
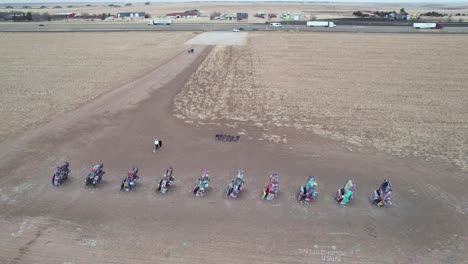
[
  {"x1": 413, "y1": 22, "x2": 443, "y2": 29},
  {"x1": 148, "y1": 19, "x2": 173, "y2": 25},
  {"x1": 306, "y1": 21, "x2": 336, "y2": 27}
]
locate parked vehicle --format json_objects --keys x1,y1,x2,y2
[
  {"x1": 306, "y1": 21, "x2": 336, "y2": 27},
  {"x1": 226, "y1": 170, "x2": 245, "y2": 199},
  {"x1": 335, "y1": 179, "x2": 355, "y2": 205},
  {"x1": 262, "y1": 173, "x2": 279, "y2": 200},
  {"x1": 296, "y1": 176, "x2": 318, "y2": 203},
  {"x1": 85, "y1": 163, "x2": 105, "y2": 187},
  {"x1": 157, "y1": 166, "x2": 174, "y2": 194},
  {"x1": 52, "y1": 161, "x2": 70, "y2": 186},
  {"x1": 370, "y1": 179, "x2": 393, "y2": 207},
  {"x1": 120, "y1": 166, "x2": 139, "y2": 192},
  {"x1": 193, "y1": 168, "x2": 210, "y2": 197},
  {"x1": 148, "y1": 19, "x2": 172, "y2": 25},
  {"x1": 413, "y1": 23, "x2": 443, "y2": 29}
]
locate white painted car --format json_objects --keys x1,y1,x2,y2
[{"x1": 232, "y1": 28, "x2": 240, "y2": 32}]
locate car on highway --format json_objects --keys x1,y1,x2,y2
[
  {"x1": 39, "y1": 24, "x2": 45, "y2": 27},
  {"x1": 270, "y1": 23, "x2": 282, "y2": 28},
  {"x1": 232, "y1": 28, "x2": 240, "y2": 32}
]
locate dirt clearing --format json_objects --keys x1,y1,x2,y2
[
  {"x1": 186, "y1": 32, "x2": 248, "y2": 46},
  {"x1": 174, "y1": 32, "x2": 468, "y2": 171}
]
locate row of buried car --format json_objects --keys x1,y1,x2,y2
[{"x1": 52, "y1": 162, "x2": 393, "y2": 207}]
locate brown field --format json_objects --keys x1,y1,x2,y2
[
  {"x1": 0, "y1": 31, "x2": 467, "y2": 264},
  {"x1": 0, "y1": 32, "x2": 193, "y2": 142},
  {"x1": 174, "y1": 33, "x2": 468, "y2": 171}
]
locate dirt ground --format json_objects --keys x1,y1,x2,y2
[
  {"x1": 0, "y1": 32, "x2": 194, "y2": 142},
  {"x1": 174, "y1": 32, "x2": 468, "y2": 172},
  {"x1": 187, "y1": 31, "x2": 247, "y2": 46},
  {"x1": 0, "y1": 32, "x2": 467, "y2": 264}
]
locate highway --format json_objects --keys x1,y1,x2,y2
[{"x1": 1, "y1": 22, "x2": 468, "y2": 34}]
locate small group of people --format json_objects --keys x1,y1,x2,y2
[
  {"x1": 188, "y1": 48, "x2": 195, "y2": 54},
  {"x1": 215, "y1": 134, "x2": 240, "y2": 142}
]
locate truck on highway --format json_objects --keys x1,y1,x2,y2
[
  {"x1": 413, "y1": 23, "x2": 443, "y2": 29},
  {"x1": 148, "y1": 19, "x2": 173, "y2": 25},
  {"x1": 306, "y1": 21, "x2": 336, "y2": 28}
]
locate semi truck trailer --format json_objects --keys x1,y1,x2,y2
[
  {"x1": 148, "y1": 19, "x2": 173, "y2": 25},
  {"x1": 413, "y1": 23, "x2": 443, "y2": 29},
  {"x1": 306, "y1": 21, "x2": 337, "y2": 27}
]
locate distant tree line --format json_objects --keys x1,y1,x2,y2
[
  {"x1": 209, "y1": 11, "x2": 221, "y2": 20},
  {"x1": 353, "y1": 9, "x2": 465, "y2": 19},
  {"x1": 0, "y1": 11, "x2": 114, "y2": 22},
  {"x1": 353, "y1": 8, "x2": 408, "y2": 18},
  {"x1": 421, "y1": 11, "x2": 446, "y2": 17},
  {"x1": 0, "y1": 11, "x2": 34, "y2": 21}
]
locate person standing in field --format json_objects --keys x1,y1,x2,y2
[{"x1": 154, "y1": 139, "x2": 161, "y2": 152}]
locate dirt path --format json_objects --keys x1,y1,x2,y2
[{"x1": 0, "y1": 43, "x2": 466, "y2": 264}]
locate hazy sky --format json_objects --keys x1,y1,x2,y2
[{"x1": 2, "y1": 0, "x2": 468, "y2": 4}]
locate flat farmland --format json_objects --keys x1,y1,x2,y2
[
  {"x1": 174, "y1": 32, "x2": 468, "y2": 171},
  {"x1": 0, "y1": 31, "x2": 467, "y2": 263},
  {"x1": 0, "y1": 32, "x2": 193, "y2": 142}
]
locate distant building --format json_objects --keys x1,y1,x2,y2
[
  {"x1": 53, "y1": 13, "x2": 77, "y2": 19},
  {"x1": 282, "y1": 13, "x2": 304, "y2": 21},
  {"x1": 166, "y1": 10, "x2": 199, "y2": 19},
  {"x1": 223, "y1": 13, "x2": 237, "y2": 21},
  {"x1": 237, "y1": 12, "x2": 248, "y2": 20},
  {"x1": 117, "y1": 12, "x2": 145, "y2": 18},
  {"x1": 222, "y1": 13, "x2": 248, "y2": 21},
  {"x1": 290, "y1": 14, "x2": 304, "y2": 21}
]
